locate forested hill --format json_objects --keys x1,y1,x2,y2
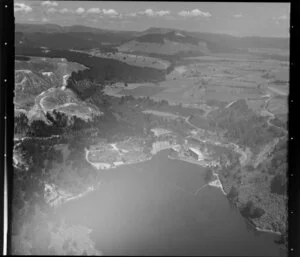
[
  {"x1": 207, "y1": 99, "x2": 285, "y2": 150},
  {"x1": 15, "y1": 23, "x2": 138, "y2": 46}
]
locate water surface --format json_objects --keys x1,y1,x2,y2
[{"x1": 58, "y1": 151, "x2": 284, "y2": 256}]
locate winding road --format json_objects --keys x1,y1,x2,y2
[{"x1": 267, "y1": 86, "x2": 288, "y2": 96}]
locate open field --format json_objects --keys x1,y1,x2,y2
[
  {"x1": 118, "y1": 39, "x2": 209, "y2": 56},
  {"x1": 273, "y1": 68, "x2": 289, "y2": 81},
  {"x1": 119, "y1": 86, "x2": 166, "y2": 97},
  {"x1": 184, "y1": 54, "x2": 263, "y2": 62},
  {"x1": 106, "y1": 53, "x2": 289, "y2": 113},
  {"x1": 267, "y1": 97, "x2": 288, "y2": 115},
  {"x1": 142, "y1": 109, "x2": 182, "y2": 119}
]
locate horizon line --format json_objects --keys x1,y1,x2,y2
[{"x1": 15, "y1": 22, "x2": 290, "y2": 39}]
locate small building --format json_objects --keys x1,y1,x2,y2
[
  {"x1": 187, "y1": 137, "x2": 202, "y2": 146},
  {"x1": 151, "y1": 128, "x2": 172, "y2": 137},
  {"x1": 188, "y1": 149, "x2": 199, "y2": 160},
  {"x1": 189, "y1": 147, "x2": 205, "y2": 161}
]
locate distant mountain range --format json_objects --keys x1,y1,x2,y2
[
  {"x1": 15, "y1": 23, "x2": 289, "y2": 53},
  {"x1": 15, "y1": 23, "x2": 138, "y2": 47},
  {"x1": 142, "y1": 27, "x2": 289, "y2": 50},
  {"x1": 16, "y1": 23, "x2": 139, "y2": 35}
]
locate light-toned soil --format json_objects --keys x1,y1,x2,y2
[
  {"x1": 106, "y1": 53, "x2": 289, "y2": 110},
  {"x1": 118, "y1": 39, "x2": 209, "y2": 56},
  {"x1": 267, "y1": 98, "x2": 288, "y2": 115}
]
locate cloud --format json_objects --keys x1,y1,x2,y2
[
  {"x1": 41, "y1": 1, "x2": 58, "y2": 7},
  {"x1": 273, "y1": 14, "x2": 289, "y2": 24},
  {"x1": 76, "y1": 7, "x2": 85, "y2": 14},
  {"x1": 87, "y1": 8, "x2": 102, "y2": 14},
  {"x1": 278, "y1": 14, "x2": 289, "y2": 21},
  {"x1": 233, "y1": 14, "x2": 243, "y2": 18},
  {"x1": 59, "y1": 8, "x2": 74, "y2": 14},
  {"x1": 88, "y1": 18, "x2": 99, "y2": 23},
  {"x1": 156, "y1": 10, "x2": 170, "y2": 16},
  {"x1": 42, "y1": 17, "x2": 49, "y2": 22},
  {"x1": 86, "y1": 8, "x2": 120, "y2": 17},
  {"x1": 144, "y1": 9, "x2": 170, "y2": 16},
  {"x1": 102, "y1": 9, "x2": 118, "y2": 16},
  {"x1": 178, "y1": 9, "x2": 211, "y2": 17},
  {"x1": 14, "y1": 3, "x2": 33, "y2": 13},
  {"x1": 126, "y1": 12, "x2": 137, "y2": 17},
  {"x1": 129, "y1": 9, "x2": 170, "y2": 17},
  {"x1": 47, "y1": 7, "x2": 57, "y2": 13},
  {"x1": 142, "y1": 9, "x2": 156, "y2": 16}
]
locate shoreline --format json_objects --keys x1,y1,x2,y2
[
  {"x1": 244, "y1": 217, "x2": 282, "y2": 236},
  {"x1": 84, "y1": 144, "x2": 283, "y2": 237},
  {"x1": 255, "y1": 227, "x2": 282, "y2": 236},
  {"x1": 168, "y1": 155, "x2": 227, "y2": 195},
  {"x1": 168, "y1": 154, "x2": 282, "y2": 236},
  {"x1": 85, "y1": 147, "x2": 152, "y2": 170}
]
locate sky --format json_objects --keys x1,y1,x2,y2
[{"x1": 14, "y1": 1, "x2": 290, "y2": 37}]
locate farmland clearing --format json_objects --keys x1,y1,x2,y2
[{"x1": 105, "y1": 53, "x2": 288, "y2": 115}]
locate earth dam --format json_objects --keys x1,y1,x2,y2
[{"x1": 57, "y1": 150, "x2": 284, "y2": 256}]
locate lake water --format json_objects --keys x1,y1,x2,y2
[{"x1": 58, "y1": 150, "x2": 284, "y2": 256}]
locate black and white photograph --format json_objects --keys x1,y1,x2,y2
[{"x1": 12, "y1": 1, "x2": 289, "y2": 255}]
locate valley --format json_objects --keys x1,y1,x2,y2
[{"x1": 12, "y1": 22, "x2": 288, "y2": 256}]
